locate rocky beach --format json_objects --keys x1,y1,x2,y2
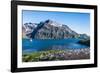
[{"x1": 22, "y1": 48, "x2": 90, "y2": 62}]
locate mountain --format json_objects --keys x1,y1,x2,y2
[
  {"x1": 22, "y1": 22, "x2": 37, "y2": 38},
  {"x1": 78, "y1": 34, "x2": 90, "y2": 39},
  {"x1": 22, "y1": 19, "x2": 87, "y2": 39}
]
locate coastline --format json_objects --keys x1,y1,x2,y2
[{"x1": 22, "y1": 48, "x2": 90, "y2": 62}]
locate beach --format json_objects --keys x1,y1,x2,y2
[{"x1": 22, "y1": 48, "x2": 90, "y2": 62}]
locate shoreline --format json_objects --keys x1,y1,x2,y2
[{"x1": 22, "y1": 48, "x2": 90, "y2": 62}]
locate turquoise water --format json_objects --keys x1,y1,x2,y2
[{"x1": 22, "y1": 38, "x2": 89, "y2": 53}]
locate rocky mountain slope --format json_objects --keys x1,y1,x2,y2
[{"x1": 22, "y1": 20, "x2": 88, "y2": 39}]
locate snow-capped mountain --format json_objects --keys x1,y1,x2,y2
[
  {"x1": 22, "y1": 20, "x2": 80, "y2": 39},
  {"x1": 45, "y1": 20, "x2": 63, "y2": 27},
  {"x1": 22, "y1": 22, "x2": 38, "y2": 38},
  {"x1": 22, "y1": 22, "x2": 37, "y2": 34}
]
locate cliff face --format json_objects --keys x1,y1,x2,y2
[{"x1": 22, "y1": 20, "x2": 80, "y2": 39}]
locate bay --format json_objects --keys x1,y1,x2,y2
[{"x1": 22, "y1": 38, "x2": 89, "y2": 53}]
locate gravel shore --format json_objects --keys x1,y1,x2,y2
[{"x1": 23, "y1": 48, "x2": 90, "y2": 62}]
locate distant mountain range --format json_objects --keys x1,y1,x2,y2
[{"x1": 22, "y1": 19, "x2": 89, "y2": 39}]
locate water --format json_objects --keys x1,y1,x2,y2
[{"x1": 22, "y1": 38, "x2": 89, "y2": 53}]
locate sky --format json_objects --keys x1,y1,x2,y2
[{"x1": 22, "y1": 10, "x2": 90, "y2": 35}]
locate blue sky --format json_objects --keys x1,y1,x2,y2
[{"x1": 22, "y1": 10, "x2": 90, "y2": 35}]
